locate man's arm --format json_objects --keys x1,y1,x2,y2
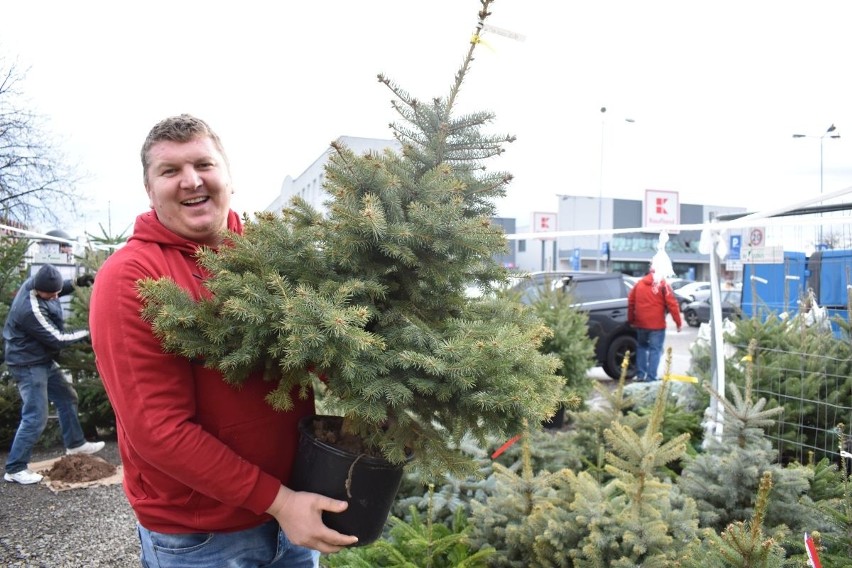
[
  {"x1": 59, "y1": 274, "x2": 95, "y2": 298},
  {"x1": 21, "y1": 292, "x2": 88, "y2": 349}
]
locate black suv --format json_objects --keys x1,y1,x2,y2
[{"x1": 510, "y1": 271, "x2": 637, "y2": 380}]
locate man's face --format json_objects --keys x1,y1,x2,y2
[
  {"x1": 144, "y1": 136, "x2": 232, "y2": 246},
  {"x1": 36, "y1": 290, "x2": 60, "y2": 300}
]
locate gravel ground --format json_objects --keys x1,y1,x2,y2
[{"x1": 0, "y1": 440, "x2": 141, "y2": 567}]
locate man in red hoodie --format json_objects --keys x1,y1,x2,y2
[
  {"x1": 627, "y1": 268, "x2": 683, "y2": 382},
  {"x1": 90, "y1": 114, "x2": 357, "y2": 567}
]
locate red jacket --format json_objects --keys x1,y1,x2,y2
[
  {"x1": 627, "y1": 273, "x2": 682, "y2": 330},
  {"x1": 90, "y1": 210, "x2": 315, "y2": 533}
]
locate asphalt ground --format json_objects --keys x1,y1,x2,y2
[{"x1": 0, "y1": 440, "x2": 139, "y2": 567}]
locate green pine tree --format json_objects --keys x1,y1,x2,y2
[
  {"x1": 525, "y1": 282, "x2": 596, "y2": 400},
  {"x1": 568, "y1": 378, "x2": 699, "y2": 566},
  {"x1": 137, "y1": 0, "x2": 563, "y2": 480},
  {"x1": 0, "y1": 236, "x2": 29, "y2": 361},
  {"x1": 467, "y1": 428, "x2": 579, "y2": 567},
  {"x1": 801, "y1": 429, "x2": 852, "y2": 566},
  {"x1": 392, "y1": 435, "x2": 495, "y2": 528},
  {"x1": 467, "y1": 369, "x2": 701, "y2": 566},
  {"x1": 675, "y1": 472, "x2": 787, "y2": 568},
  {"x1": 678, "y1": 340, "x2": 817, "y2": 535},
  {"x1": 728, "y1": 306, "x2": 852, "y2": 465},
  {"x1": 323, "y1": 484, "x2": 496, "y2": 567},
  {"x1": 0, "y1": 236, "x2": 30, "y2": 446},
  {"x1": 562, "y1": 351, "x2": 649, "y2": 482}
]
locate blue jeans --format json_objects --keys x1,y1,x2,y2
[
  {"x1": 5, "y1": 362, "x2": 86, "y2": 474},
  {"x1": 635, "y1": 328, "x2": 665, "y2": 381},
  {"x1": 137, "y1": 520, "x2": 320, "y2": 568}
]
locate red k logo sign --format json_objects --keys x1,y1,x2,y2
[
  {"x1": 532, "y1": 212, "x2": 557, "y2": 240},
  {"x1": 644, "y1": 189, "x2": 679, "y2": 230}
]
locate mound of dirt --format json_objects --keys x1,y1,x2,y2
[{"x1": 44, "y1": 454, "x2": 117, "y2": 483}]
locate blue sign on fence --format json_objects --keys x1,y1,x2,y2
[{"x1": 729, "y1": 235, "x2": 741, "y2": 260}]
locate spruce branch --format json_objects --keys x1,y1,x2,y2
[{"x1": 703, "y1": 339, "x2": 783, "y2": 448}]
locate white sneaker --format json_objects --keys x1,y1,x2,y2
[
  {"x1": 66, "y1": 441, "x2": 105, "y2": 455},
  {"x1": 4, "y1": 469, "x2": 44, "y2": 484}
]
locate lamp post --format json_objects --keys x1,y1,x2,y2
[
  {"x1": 596, "y1": 107, "x2": 635, "y2": 271},
  {"x1": 793, "y1": 124, "x2": 840, "y2": 247},
  {"x1": 596, "y1": 107, "x2": 606, "y2": 271}
]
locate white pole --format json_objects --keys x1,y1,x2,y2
[
  {"x1": 596, "y1": 107, "x2": 606, "y2": 271},
  {"x1": 706, "y1": 222, "x2": 726, "y2": 441}
]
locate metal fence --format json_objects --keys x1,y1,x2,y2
[
  {"x1": 721, "y1": 204, "x2": 852, "y2": 464},
  {"x1": 748, "y1": 344, "x2": 852, "y2": 464}
]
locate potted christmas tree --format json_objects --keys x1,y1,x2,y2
[{"x1": 138, "y1": 0, "x2": 564, "y2": 544}]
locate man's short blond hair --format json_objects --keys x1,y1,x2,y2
[{"x1": 141, "y1": 114, "x2": 229, "y2": 185}]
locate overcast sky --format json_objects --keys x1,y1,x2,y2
[{"x1": 3, "y1": 0, "x2": 852, "y2": 240}]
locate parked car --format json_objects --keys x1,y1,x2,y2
[
  {"x1": 674, "y1": 281, "x2": 712, "y2": 311},
  {"x1": 508, "y1": 271, "x2": 637, "y2": 380},
  {"x1": 623, "y1": 275, "x2": 640, "y2": 290},
  {"x1": 627, "y1": 276, "x2": 686, "y2": 293},
  {"x1": 507, "y1": 271, "x2": 576, "y2": 304},
  {"x1": 667, "y1": 278, "x2": 689, "y2": 292},
  {"x1": 683, "y1": 290, "x2": 742, "y2": 327}
]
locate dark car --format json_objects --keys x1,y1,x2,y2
[
  {"x1": 673, "y1": 281, "x2": 712, "y2": 311},
  {"x1": 510, "y1": 271, "x2": 637, "y2": 380},
  {"x1": 683, "y1": 290, "x2": 742, "y2": 327}
]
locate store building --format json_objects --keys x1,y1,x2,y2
[
  {"x1": 513, "y1": 192, "x2": 746, "y2": 281},
  {"x1": 265, "y1": 138, "x2": 744, "y2": 281},
  {"x1": 266, "y1": 136, "x2": 401, "y2": 216}
]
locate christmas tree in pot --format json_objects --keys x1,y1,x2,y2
[{"x1": 138, "y1": 0, "x2": 564, "y2": 544}]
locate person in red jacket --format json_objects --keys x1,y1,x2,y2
[
  {"x1": 90, "y1": 114, "x2": 357, "y2": 567},
  {"x1": 627, "y1": 269, "x2": 683, "y2": 381}
]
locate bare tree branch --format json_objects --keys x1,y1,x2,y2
[{"x1": 0, "y1": 56, "x2": 84, "y2": 227}]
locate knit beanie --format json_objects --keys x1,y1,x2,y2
[{"x1": 33, "y1": 264, "x2": 63, "y2": 293}]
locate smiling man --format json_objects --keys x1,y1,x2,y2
[{"x1": 90, "y1": 114, "x2": 356, "y2": 567}]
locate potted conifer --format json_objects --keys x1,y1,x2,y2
[{"x1": 137, "y1": 0, "x2": 564, "y2": 545}]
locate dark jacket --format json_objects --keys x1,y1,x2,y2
[{"x1": 2, "y1": 276, "x2": 89, "y2": 367}]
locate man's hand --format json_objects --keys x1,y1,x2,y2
[
  {"x1": 266, "y1": 486, "x2": 358, "y2": 553},
  {"x1": 76, "y1": 274, "x2": 95, "y2": 287}
]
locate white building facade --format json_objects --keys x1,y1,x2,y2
[{"x1": 265, "y1": 136, "x2": 400, "y2": 215}]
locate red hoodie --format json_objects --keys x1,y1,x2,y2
[
  {"x1": 627, "y1": 272, "x2": 682, "y2": 330},
  {"x1": 90, "y1": 210, "x2": 315, "y2": 533}
]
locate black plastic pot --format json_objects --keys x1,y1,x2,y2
[{"x1": 288, "y1": 415, "x2": 408, "y2": 546}]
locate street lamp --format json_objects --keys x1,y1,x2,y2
[
  {"x1": 792, "y1": 124, "x2": 840, "y2": 246},
  {"x1": 597, "y1": 107, "x2": 635, "y2": 271},
  {"x1": 596, "y1": 107, "x2": 606, "y2": 271}
]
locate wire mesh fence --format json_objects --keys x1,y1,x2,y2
[
  {"x1": 715, "y1": 203, "x2": 852, "y2": 465},
  {"x1": 744, "y1": 344, "x2": 852, "y2": 464}
]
